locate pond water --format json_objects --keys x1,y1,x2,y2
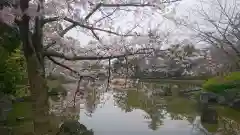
[
  {"x1": 3, "y1": 80, "x2": 240, "y2": 135},
  {"x1": 80, "y1": 91, "x2": 194, "y2": 135}
]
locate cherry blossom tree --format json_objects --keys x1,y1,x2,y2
[{"x1": 0, "y1": 0, "x2": 180, "y2": 134}]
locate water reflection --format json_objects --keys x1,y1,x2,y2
[
  {"x1": 4, "y1": 80, "x2": 240, "y2": 135},
  {"x1": 113, "y1": 88, "x2": 197, "y2": 131}
]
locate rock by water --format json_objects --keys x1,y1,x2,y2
[
  {"x1": 230, "y1": 99, "x2": 240, "y2": 110},
  {"x1": 200, "y1": 105, "x2": 218, "y2": 124},
  {"x1": 199, "y1": 92, "x2": 218, "y2": 104},
  {"x1": 57, "y1": 120, "x2": 93, "y2": 135}
]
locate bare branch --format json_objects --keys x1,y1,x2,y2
[
  {"x1": 60, "y1": 24, "x2": 77, "y2": 36},
  {"x1": 91, "y1": 29, "x2": 101, "y2": 41},
  {"x1": 44, "y1": 41, "x2": 56, "y2": 50},
  {"x1": 85, "y1": 3, "x2": 102, "y2": 21},
  {"x1": 42, "y1": 16, "x2": 60, "y2": 25},
  {"x1": 198, "y1": 8, "x2": 240, "y2": 56},
  {"x1": 93, "y1": 8, "x2": 118, "y2": 25}
]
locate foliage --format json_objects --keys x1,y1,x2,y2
[
  {"x1": 0, "y1": 47, "x2": 26, "y2": 95},
  {"x1": 0, "y1": 24, "x2": 20, "y2": 51},
  {"x1": 0, "y1": 24, "x2": 27, "y2": 96},
  {"x1": 203, "y1": 72, "x2": 240, "y2": 94}
]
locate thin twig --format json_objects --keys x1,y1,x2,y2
[
  {"x1": 73, "y1": 76, "x2": 82, "y2": 107},
  {"x1": 106, "y1": 58, "x2": 111, "y2": 92},
  {"x1": 124, "y1": 56, "x2": 128, "y2": 88}
]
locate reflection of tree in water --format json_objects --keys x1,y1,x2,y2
[
  {"x1": 46, "y1": 87, "x2": 99, "y2": 135},
  {"x1": 145, "y1": 108, "x2": 166, "y2": 130},
  {"x1": 47, "y1": 88, "x2": 101, "y2": 134},
  {"x1": 113, "y1": 82, "x2": 200, "y2": 130},
  {"x1": 49, "y1": 81, "x2": 103, "y2": 118},
  {"x1": 43, "y1": 90, "x2": 98, "y2": 135},
  {"x1": 113, "y1": 91, "x2": 133, "y2": 112},
  {"x1": 84, "y1": 89, "x2": 101, "y2": 116},
  {"x1": 49, "y1": 94, "x2": 80, "y2": 120},
  {"x1": 113, "y1": 89, "x2": 166, "y2": 130},
  {"x1": 164, "y1": 97, "x2": 198, "y2": 122}
]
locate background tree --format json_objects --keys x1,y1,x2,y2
[{"x1": 175, "y1": 0, "x2": 240, "y2": 74}]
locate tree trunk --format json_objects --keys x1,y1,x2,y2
[
  {"x1": 26, "y1": 55, "x2": 50, "y2": 135},
  {"x1": 19, "y1": 1, "x2": 50, "y2": 134}
]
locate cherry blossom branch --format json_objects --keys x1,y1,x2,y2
[
  {"x1": 44, "y1": 16, "x2": 135, "y2": 50},
  {"x1": 44, "y1": 48, "x2": 159, "y2": 61},
  {"x1": 47, "y1": 56, "x2": 96, "y2": 79},
  {"x1": 44, "y1": 23, "x2": 78, "y2": 49},
  {"x1": 47, "y1": 56, "x2": 80, "y2": 75},
  {"x1": 63, "y1": 17, "x2": 135, "y2": 36},
  {"x1": 42, "y1": 0, "x2": 181, "y2": 38},
  {"x1": 99, "y1": 1, "x2": 181, "y2": 8},
  {"x1": 43, "y1": 0, "x2": 180, "y2": 25},
  {"x1": 43, "y1": 2, "x2": 101, "y2": 33}
]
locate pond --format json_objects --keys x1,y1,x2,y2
[{"x1": 2, "y1": 80, "x2": 240, "y2": 135}]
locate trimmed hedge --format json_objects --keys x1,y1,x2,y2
[{"x1": 203, "y1": 72, "x2": 240, "y2": 94}]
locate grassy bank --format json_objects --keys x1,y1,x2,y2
[
  {"x1": 140, "y1": 79, "x2": 204, "y2": 85},
  {"x1": 203, "y1": 72, "x2": 240, "y2": 94}
]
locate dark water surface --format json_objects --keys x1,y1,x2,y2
[{"x1": 3, "y1": 81, "x2": 240, "y2": 135}]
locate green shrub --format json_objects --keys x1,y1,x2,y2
[
  {"x1": 0, "y1": 47, "x2": 27, "y2": 95},
  {"x1": 203, "y1": 72, "x2": 240, "y2": 94},
  {"x1": 224, "y1": 71, "x2": 240, "y2": 82},
  {"x1": 0, "y1": 24, "x2": 27, "y2": 96}
]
